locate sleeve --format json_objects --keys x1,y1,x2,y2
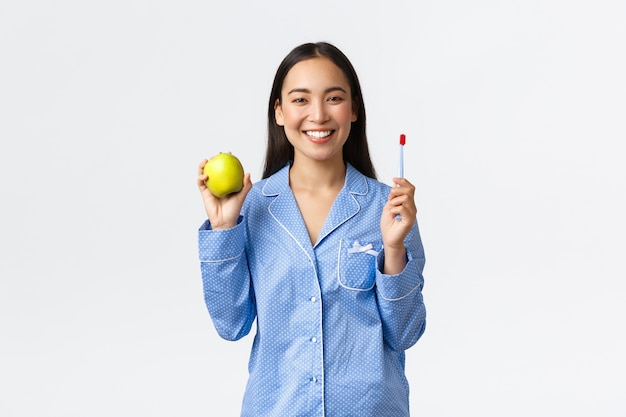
[
  {"x1": 375, "y1": 219, "x2": 427, "y2": 351},
  {"x1": 198, "y1": 217, "x2": 256, "y2": 341}
]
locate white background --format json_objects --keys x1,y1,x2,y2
[{"x1": 1, "y1": 0, "x2": 625, "y2": 416}]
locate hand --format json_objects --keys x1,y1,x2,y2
[
  {"x1": 197, "y1": 159, "x2": 252, "y2": 229},
  {"x1": 380, "y1": 178, "x2": 417, "y2": 274}
]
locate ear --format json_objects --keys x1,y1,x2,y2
[
  {"x1": 351, "y1": 100, "x2": 358, "y2": 122},
  {"x1": 274, "y1": 98, "x2": 284, "y2": 126}
]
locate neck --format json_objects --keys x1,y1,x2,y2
[{"x1": 289, "y1": 157, "x2": 346, "y2": 190}]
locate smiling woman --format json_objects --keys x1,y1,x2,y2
[
  {"x1": 274, "y1": 57, "x2": 358, "y2": 168},
  {"x1": 196, "y1": 42, "x2": 426, "y2": 416},
  {"x1": 263, "y1": 42, "x2": 375, "y2": 181}
]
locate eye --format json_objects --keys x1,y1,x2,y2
[
  {"x1": 292, "y1": 97, "x2": 307, "y2": 104},
  {"x1": 327, "y1": 96, "x2": 344, "y2": 103}
]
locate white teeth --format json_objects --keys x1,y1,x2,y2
[{"x1": 306, "y1": 130, "x2": 332, "y2": 139}]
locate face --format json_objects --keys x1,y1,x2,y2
[{"x1": 275, "y1": 57, "x2": 357, "y2": 165}]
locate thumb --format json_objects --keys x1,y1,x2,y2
[{"x1": 242, "y1": 173, "x2": 253, "y2": 192}]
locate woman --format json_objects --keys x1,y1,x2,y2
[{"x1": 197, "y1": 42, "x2": 426, "y2": 416}]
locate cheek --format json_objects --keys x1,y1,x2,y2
[
  {"x1": 281, "y1": 106, "x2": 303, "y2": 125},
  {"x1": 335, "y1": 105, "x2": 355, "y2": 123}
]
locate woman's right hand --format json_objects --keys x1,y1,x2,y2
[{"x1": 197, "y1": 159, "x2": 253, "y2": 230}]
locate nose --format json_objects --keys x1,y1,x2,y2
[{"x1": 309, "y1": 99, "x2": 329, "y2": 123}]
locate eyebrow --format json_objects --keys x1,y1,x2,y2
[{"x1": 287, "y1": 86, "x2": 348, "y2": 95}]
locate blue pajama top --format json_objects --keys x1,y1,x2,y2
[{"x1": 198, "y1": 163, "x2": 426, "y2": 416}]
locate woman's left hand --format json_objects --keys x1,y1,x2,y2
[{"x1": 380, "y1": 178, "x2": 417, "y2": 273}]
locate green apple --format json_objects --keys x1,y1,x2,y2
[{"x1": 203, "y1": 152, "x2": 245, "y2": 198}]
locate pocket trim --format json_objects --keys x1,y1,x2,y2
[{"x1": 337, "y1": 239, "x2": 377, "y2": 291}]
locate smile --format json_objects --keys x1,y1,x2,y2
[{"x1": 305, "y1": 130, "x2": 333, "y2": 139}]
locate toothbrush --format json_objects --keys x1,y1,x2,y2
[{"x1": 398, "y1": 133, "x2": 406, "y2": 179}]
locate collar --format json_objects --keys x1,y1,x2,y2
[
  {"x1": 261, "y1": 163, "x2": 370, "y2": 249},
  {"x1": 261, "y1": 163, "x2": 368, "y2": 197}
]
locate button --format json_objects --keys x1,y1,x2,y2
[
  {"x1": 310, "y1": 377, "x2": 317, "y2": 383},
  {"x1": 310, "y1": 337, "x2": 317, "y2": 343},
  {"x1": 310, "y1": 296, "x2": 317, "y2": 302}
]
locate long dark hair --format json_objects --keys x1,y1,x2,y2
[{"x1": 262, "y1": 42, "x2": 376, "y2": 179}]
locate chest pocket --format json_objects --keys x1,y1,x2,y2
[{"x1": 337, "y1": 239, "x2": 381, "y2": 290}]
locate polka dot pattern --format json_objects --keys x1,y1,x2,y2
[{"x1": 198, "y1": 164, "x2": 426, "y2": 416}]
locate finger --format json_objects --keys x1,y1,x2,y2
[
  {"x1": 197, "y1": 160, "x2": 211, "y2": 189},
  {"x1": 397, "y1": 203, "x2": 417, "y2": 221},
  {"x1": 392, "y1": 177, "x2": 415, "y2": 187},
  {"x1": 388, "y1": 198, "x2": 411, "y2": 213},
  {"x1": 388, "y1": 195, "x2": 416, "y2": 213},
  {"x1": 198, "y1": 159, "x2": 208, "y2": 175},
  {"x1": 389, "y1": 182, "x2": 415, "y2": 199},
  {"x1": 388, "y1": 196, "x2": 417, "y2": 216},
  {"x1": 391, "y1": 178, "x2": 416, "y2": 196},
  {"x1": 242, "y1": 173, "x2": 253, "y2": 190},
  {"x1": 388, "y1": 187, "x2": 407, "y2": 201},
  {"x1": 234, "y1": 173, "x2": 253, "y2": 200}
]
